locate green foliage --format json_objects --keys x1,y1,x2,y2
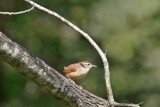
[{"x1": 0, "y1": 0, "x2": 160, "y2": 107}]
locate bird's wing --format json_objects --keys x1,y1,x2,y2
[{"x1": 63, "y1": 63, "x2": 81, "y2": 73}]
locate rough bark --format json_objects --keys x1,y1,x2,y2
[{"x1": 0, "y1": 32, "x2": 109, "y2": 107}]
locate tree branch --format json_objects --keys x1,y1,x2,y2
[
  {"x1": 0, "y1": 0, "x2": 142, "y2": 106},
  {"x1": 0, "y1": 32, "x2": 110, "y2": 107},
  {"x1": 0, "y1": 6, "x2": 34, "y2": 15}
]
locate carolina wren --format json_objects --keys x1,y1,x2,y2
[{"x1": 63, "y1": 61, "x2": 97, "y2": 80}]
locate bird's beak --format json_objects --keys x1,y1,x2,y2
[{"x1": 92, "y1": 65, "x2": 97, "y2": 67}]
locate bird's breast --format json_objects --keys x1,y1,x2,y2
[
  {"x1": 76, "y1": 68, "x2": 90, "y2": 78},
  {"x1": 66, "y1": 68, "x2": 90, "y2": 80}
]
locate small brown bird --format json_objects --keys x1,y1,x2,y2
[{"x1": 64, "y1": 61, "x2": 97, "y2": 80}]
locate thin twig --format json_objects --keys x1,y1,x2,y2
[
  {"x1": 24, "y1": 0, "x2": 114, "y2": 103},
  {"x1": 0, "y1": 6, "x2": 34, "y2": 15},
  {"x1": 111, "y1": 102, "x2": 143, "y2": 107}
]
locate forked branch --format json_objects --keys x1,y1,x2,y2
[
  {"x1": 0, "y1": 0, "x2": 142, "y2": 106},
  {"x1": 24, "y1": 0, "x2": 115, "y2": 103}
]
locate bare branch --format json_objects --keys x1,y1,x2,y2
[
  {"x1": 0, "y1": 31, "x2": 110, "y2": 107},
  {"x1": 24, "y1": 0, "x2": 114, "y2": 103},
  {"x1": 0, "y1": 0, "x2": 142, "y2": 106},
  {"x1": 0, "y1": 6, "x2": 34, "y2": 15},
  {"x1": 111, "y1": 102, "x2": 143, "y2": 107}
]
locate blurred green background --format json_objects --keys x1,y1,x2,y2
[{"x1": 0, "y1": 0, "x2": 160, "y2": 107}]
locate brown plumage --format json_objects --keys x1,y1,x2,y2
[
  {"x1": 63, "y1": 61, "x2": 96, "y2": 80},
  {"x1": 64, "y1": 62, "x2": 81, "y2": 73}
]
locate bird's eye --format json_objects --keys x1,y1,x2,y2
[{"x1": 87, "y1": 63, "x2": 90, "y2": 65}]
